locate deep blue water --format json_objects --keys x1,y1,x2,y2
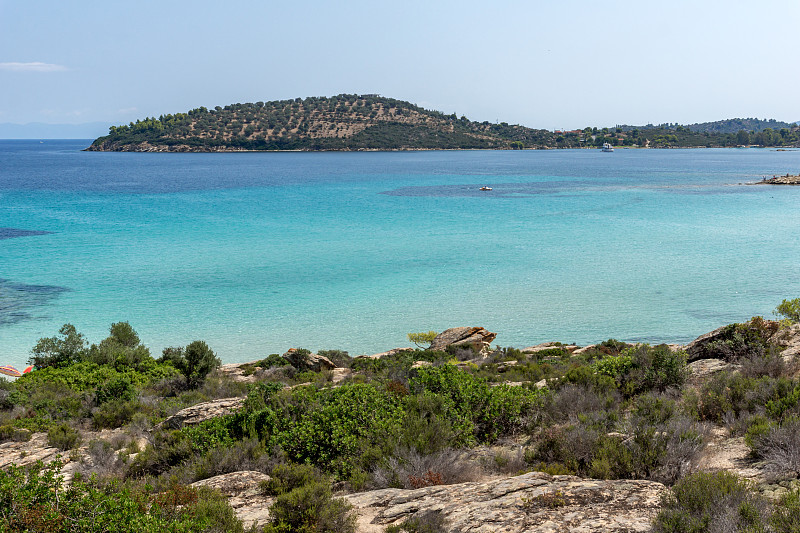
[{"x1": 1, "y1": 139, "x2": 799, "y2": 368}]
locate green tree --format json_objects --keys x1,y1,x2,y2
[
  {"x1": 408, "y1": 331, "x2": 438, "y2": 349},
  {"x1": 29, "y1": 324, "x2": 87, "y2": 368},
  {"x1": 776, "y1": 298, "x2": 800, "y2": 323},
  {"x1": 160, "y1": 341, "x2": 221, "y2": 389}
]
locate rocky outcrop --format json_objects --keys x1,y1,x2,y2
[
  {"x1": 284, "y1": 349, "x2": 336, "y2": 372},
  {"x1": 216, "y1": 361, "x2": 264, "y2": 383},
  {"x1": 430, "y1": 327, "x2": 497, "y2": 353},
  {"x1": 160, "y1": 397, "x2": 245, "y2": 429},
  {"x1": 191, "y1": 471, "x2": 273, "y2": 528},
  {"x1": 356, "y1": 348, "x2": 414, "y2": 360},
  {"x1": 344, "y1": 471, "x2": 665, "y2": 532},
  {"x1": 687, "y1": 358, "x2": 739, "y2": 384},
  {"x1": 685, "y1": 325, "x2": 730, "y2": 361},
  {"x1": 522, "y1": 343, "x2": 578, "y2": 354}
]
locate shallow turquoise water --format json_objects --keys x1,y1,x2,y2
[{"x1": 2, "y1": 141, "x2": 800, "y2": 367}]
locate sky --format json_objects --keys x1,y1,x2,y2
[{"x1": 1, "y1": 0, "x2": 799, "y2": 134}]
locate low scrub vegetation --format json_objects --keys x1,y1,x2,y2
[{"x1": 1, "y1": 303, "x2": 799, "y2": 531}]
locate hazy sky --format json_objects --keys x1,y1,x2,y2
[{"x1": 1, "y1": 0, "x2": 798, "y2": 130}]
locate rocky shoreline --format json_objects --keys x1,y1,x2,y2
[{"x1": 753, "y1": 173, "x2": 800, "y2": 185}]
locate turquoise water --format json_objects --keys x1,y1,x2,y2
[{"x1": 2, "y1": 140, "x2": 800, "y2": 368}]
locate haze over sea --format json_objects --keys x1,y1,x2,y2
[{"x1": 1, "y1": 139, "x2": 799, "y2": 369}]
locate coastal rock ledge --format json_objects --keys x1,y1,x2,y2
[{"x1": 345, "y1": 471, "x2": 665, "y2": 533}]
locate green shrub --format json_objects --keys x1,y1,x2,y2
[
  {"x1": 159, "y1": 341, "x2": 221, "y2": 389},
  {"x1": 47, "y1": 423, "x2": 81, "y2": 451},
  {"x1": 92, "y1": 399, "x2": 141, "y2": 429},
  {"x1": 257, "y1": 354, "x2": 289, "y2": 368},
  {"x1": 776, "y1": 298, "x2": 800, "y2": 323},
  {"x1": 260, "y1": 464, "x2": 356, "y2": 533},
  {"x1": 653, "y1": 471, "x2": 767, "y2": 533},
  {"x1": 261, "y1": 462, "x2": 327, "y2": 496},
  {"x1": 318, "y1": 350, "x2": 352, "y2": 368},
  {"x1": 0, "y1": 460, "x2": 245, "y2": 532},
  {"x1": 94, "y1": 375, "x2": 135, "y2": 405}
]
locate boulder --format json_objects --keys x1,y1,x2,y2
[
  {"x1": 411, "y1": 360, "x2": 433, "y2": 369},
  {"x1": 160, "y1": 397, "x2": 245, "y2": 429},
  {"x1": 430, "y1": 327, "x2": 497, "y2": 353},
  {"x1": 283, "y1": 349, "x2": 336, "y2": 372},
  {"x1": 191, "y1": 471, "x2": 273, "y2": 528},
  {"x1": 344, "y1": 471, "x2": 665, "y2": 532},
  {"x1": 687, "y1": 358, "x2": 738, "y2": 384},
  {"x1": 684, "y1": 325, "x2": 730, "y2": 361}
]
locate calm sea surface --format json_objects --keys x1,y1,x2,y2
[{"x1": 1, "y1": 140, "x2": 799, "y2": 368}]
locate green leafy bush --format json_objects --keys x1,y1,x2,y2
[
  {"x1": 776, "y1": 298, "x2": 800, "y2": 323},
  {"x1": 0, "y1": 460, "x2": 244, "y2": 532},
  {"x1": 47, "y1": 423, "x2": 81, "y2": 451},
  {"x1": 653, "y1": 471, "x2": 768, "y2": 533}
]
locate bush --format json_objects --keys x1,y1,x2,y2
[
  {"x1": 372, "y1": 447, "x2": 482, "y2": 489},
  {"x1": 653, "y1": 471, "x2": 769, "y2": 533},
  {"x1": 261, "y1": 465, "x2": 357, "y2": 533},
  {"x1": 159, "y1": 341, "x2": 221, "y2": 389},
  {"x1": 0, "y1": 460, "x2": 245, "y2": 532},
  {"x1": 318, "y1": 350, "x2": 352, "y2": 368},
  {"x1": 92, "y1": 399, "x2": 140, "y2": 429},
  {"x1": 256, "y1": 353, "x2": 289, "y2": 368},
  {"x1": 47, "y1": 423, "x2": 81, "y2": 451},
  {"x1": 750, "y1": 418, "x2": 800, "y2": 475},
  {"x1": 94, "y1": 375, "x2": 135, "y2": 405},
  {"x1": 776, "y1": 298, "x2": 800, "y2": 323}
]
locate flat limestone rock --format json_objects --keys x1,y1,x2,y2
[
  {"x1": 356, "y1": 348, "x2": 415, "y2": 360},
  {"x1": 160, "y1": 397, "x2": 245, "y2": 429},
  {"x1": 430, "y1": 327, "x2": 497, "y2": 353},
  {"x1": 522, "y1": 343, "x2": 578, "y2": 354},
  {"x1": 191, "y1": 471, "x2": 273, "y2": 528},
  {"x1": 344, "y1": 471, "x2": 665, "y2": 532}
]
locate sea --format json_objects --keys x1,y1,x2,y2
[{"x1": 1, "y1": 139, "x2": 799, "y2": 369}]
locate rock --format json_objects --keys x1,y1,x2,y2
[
  {"x1": 430, "y1": 327, "x2": 497, "y2": 353},
  {"x1": 331, "y1": 368, "x2": 352, "y2": 384},
  {"x1": 283, "y1": 348, "x2": 336, "y2": 372},
  {"x1": 687, "y1": 358, "x2": 738, "y2": 384},
  {"x1": 216, "y1": 361, "x2": 264, "y2": 383},
  {"x1": 191, "y1": 471, "x2": 273, "y2": 528},
  {"x1": 696, "y1": 428, "x2": 767, "y2": 481},
  {"x1": 685, "y1": 325, "x2": 730, "y2": 361},
  {"x1": 160, "y1": 397, "x2": 245, "y2": 429},
  {"x1": 496, "y1": 361, "x2": 518, "y2": 372},
  {"x1": 411, "y1": 360, "x2": 433, "y2": 369},
  {"x1": 522, "y1": 343, "x2": 578, "y2": 354},
  {"x1": 572, "y1": 345, "x2": 597, "y2": 355},
  {"x1": 534, "y1": 379, "x2": 548, "y2": 389},
  {"x1": 0, "y1": 432, "x2": 62, "y2": 471},
  {"x1": 344, "y1": 471, "x2": 665, "y2": 532},
  {"x1": 772, "y1": 323, "x2": 800, "y2": 359},
  {"x1": 355, "y1": 348, "x2": 414, "y2": 360}
]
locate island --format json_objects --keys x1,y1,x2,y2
[{"x1": 86, "y1": 94, "x2": 800, "y2": 152}]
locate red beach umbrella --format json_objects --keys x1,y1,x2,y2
[
  {"x1": 23, "y1": 366, "x2": 33, "y2": 374},
  {"x1": 0, "y1": 365, "x2": 22, "y2": 378}
]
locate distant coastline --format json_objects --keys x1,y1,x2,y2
[{"x1": 85, "y1": 94, "x2": 800, "y2": 153}]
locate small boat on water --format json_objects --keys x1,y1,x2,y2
[
  {"x1": 479, "y1": 186, "x2": 492, "y2": 191},
  {"x1": 601, "y1": 143, "x2": 614, "y2": 152}
]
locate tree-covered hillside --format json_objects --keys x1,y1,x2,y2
[
  {"x1": 88, "y1": 95, "x2": 800, "y2": 152},
  {"x1": 87, "y1": 94, "x2": 576, "y2": 152}
]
